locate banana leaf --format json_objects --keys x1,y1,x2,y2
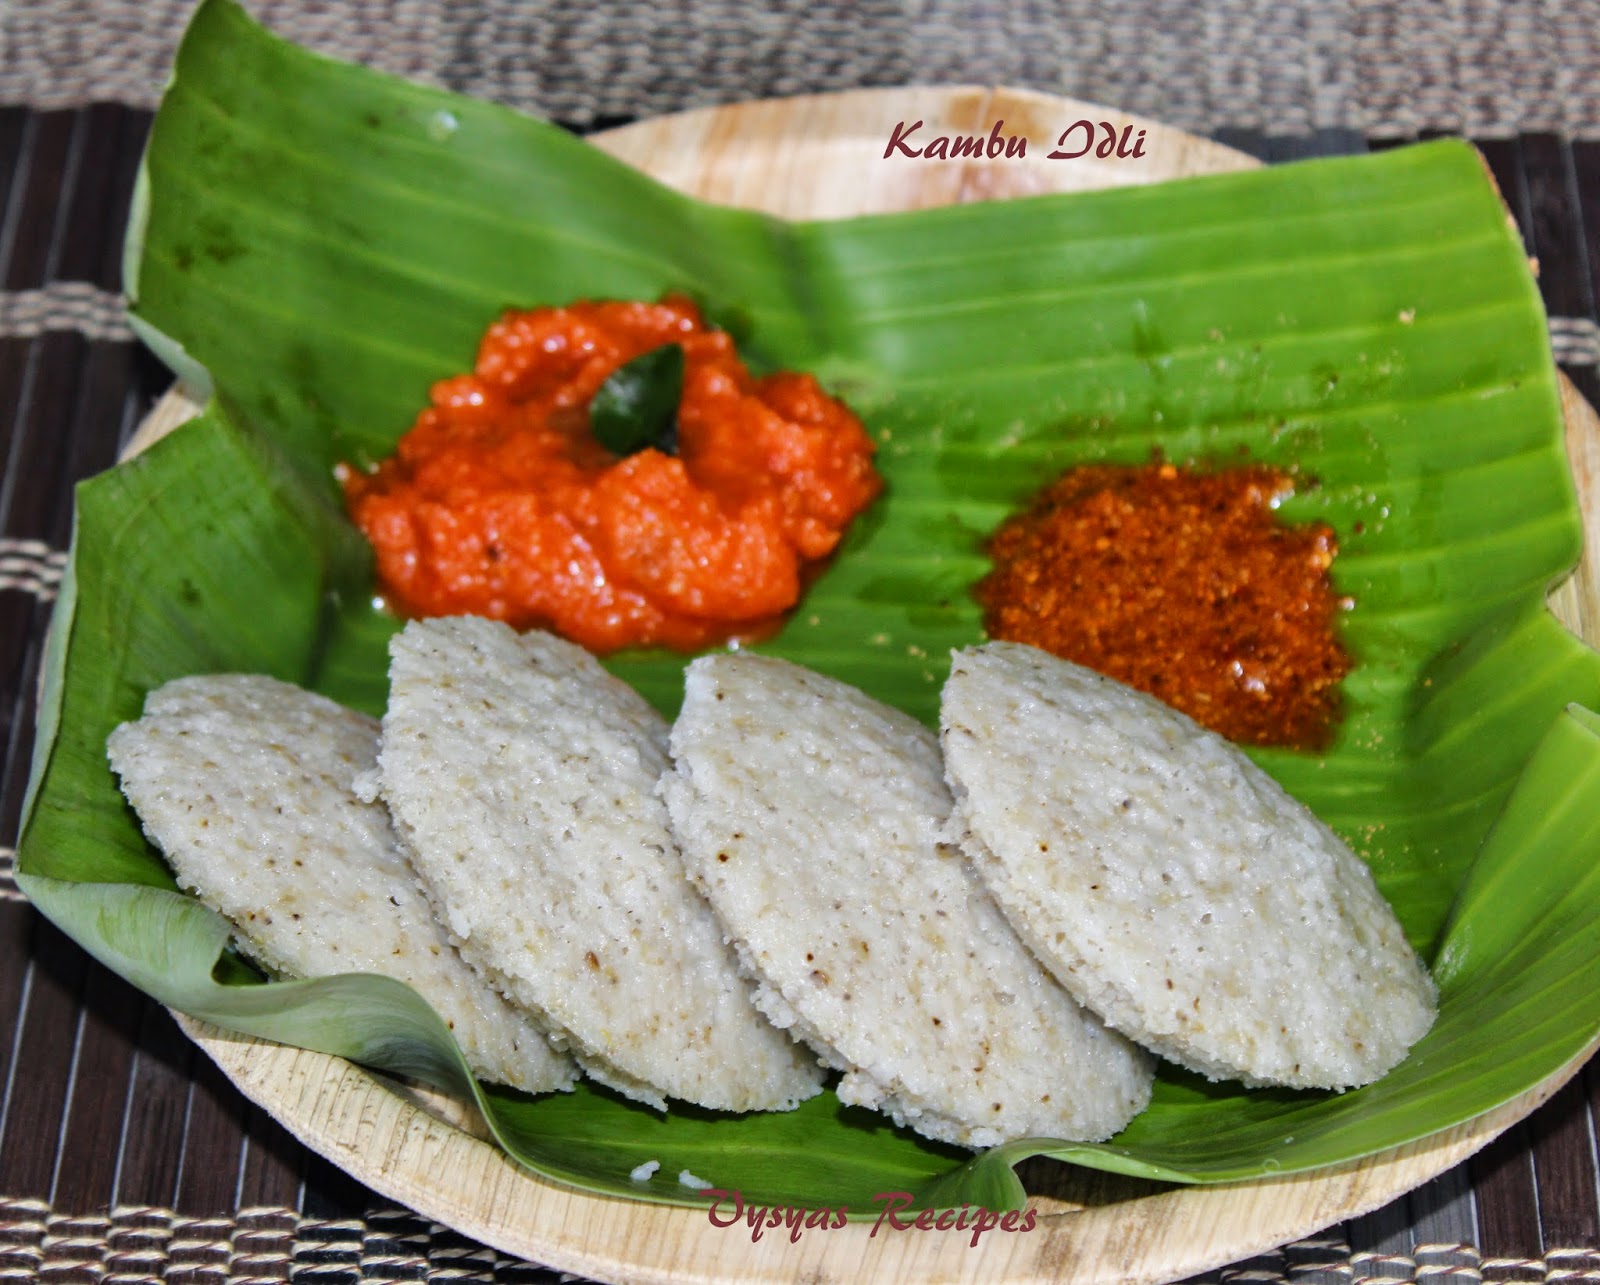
[{"x1": 18, "y1": 0, "x2": 1600, "y2": 1212}]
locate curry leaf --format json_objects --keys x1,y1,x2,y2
[{"x1": 590, "y1": 342, "x2": 684, "y2": 456}]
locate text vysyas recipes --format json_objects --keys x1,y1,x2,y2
[
  {"x1": 883, "y1": 118, "x2": 1148, "y2": 161},
  {"x1": 704, "y1": 1189, "x2": 1039, "y2": 1247}
]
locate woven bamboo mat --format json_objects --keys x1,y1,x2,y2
[
  {"x1": 9, "y1": 0, "x2": 1600, "y2": 137},
  {"x1": 4, "y1": 4, "x2": 1600, "y2": 1279}
]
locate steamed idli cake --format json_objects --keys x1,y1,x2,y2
[
  {"x1": 940, "y1": 642, "x2": 1437, "y2": 1090},
  {"x1": 378, "y1": 616, "x2": 823, "y2": 1112},
  {"x1": 107, "y1": 674, "x2": 575, "y2": 1096},
  {"x1": 661, "y1": 652, "x2": 1155, "y2": 1149}
]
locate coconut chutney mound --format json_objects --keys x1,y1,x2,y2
[
  {"x1": 661, "y1": 652, "x2": 1155, "y2": 1149},
  {"x1": 940, "y1": 642, "x2": 1438, "y2": 1090},
  {"x1": 378, "y1": 616, "x2": 824, "y2": 1112},
  {"x1": 107, "y1": 674, "x2": 576, "y2": 1096}
]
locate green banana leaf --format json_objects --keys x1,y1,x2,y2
[{"x1": 18, "y1": 0, "x2": 1600, "y2": 1214}]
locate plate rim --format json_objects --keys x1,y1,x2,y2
[{"x1": 174, "y1": 1011, "x2": 1598, "y2": 1285}]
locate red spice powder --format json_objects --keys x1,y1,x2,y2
[{"x1": 975, "y1": 459, "x2": 1353, "y2": 749}]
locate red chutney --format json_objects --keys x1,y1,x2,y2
[{"x1": 341, "y1": 297, "x2": 882, "y2": 652}]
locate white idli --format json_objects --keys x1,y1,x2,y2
[
  {"x1": 378, "y1": 617, "x2": 823, "y2": 1112},
  {"x1": 661, "y1": 652, "x2": 1155, "y2": 1148},
  {"x1": 107, "y1": 674, "x2": 575, "y2": 1095},
  {"x1": 940, "y1": 642, "x2": 1438, "y2": 1090}
]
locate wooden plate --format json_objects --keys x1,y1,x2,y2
[{"x1": 127, "y1": 87, "x2": 1600, "y2": 1285}]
